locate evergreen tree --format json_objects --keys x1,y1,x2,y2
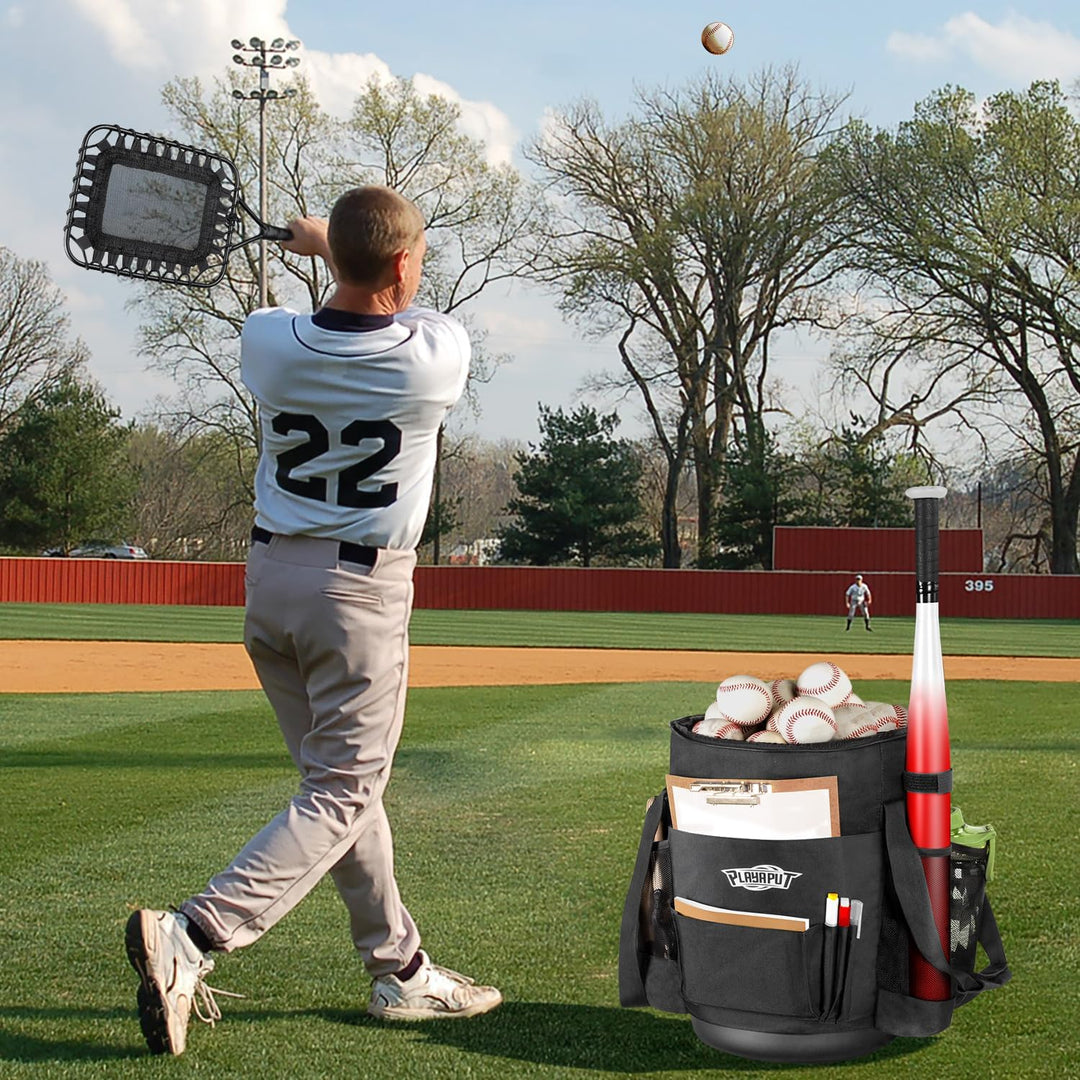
[
  {"x1": 498, "y1": 405, "x2": 659, "y2": 567},
  {"x1": 0, "y1": 374, "x2": 134, "y2": 553},
  {"x1": 823, "y1": 428, "x2": 917, "y2": 528},
  {"x1": 711, "y1": 431, "x2": 808, "y2": 569}
]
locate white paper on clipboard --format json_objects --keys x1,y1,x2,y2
[{"x1": 665, "y1": 774, "x2": 840, "y2": 839}]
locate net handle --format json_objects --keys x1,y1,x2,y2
[{"x1": 234, "y1": 196, "x2": 294, "y2": 246}]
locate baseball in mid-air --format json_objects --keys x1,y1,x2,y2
[{"x1": 701, "y1": 21, "x2": 735, "y2": 55}]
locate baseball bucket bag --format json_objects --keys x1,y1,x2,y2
[{"x1": 618, "y1": 718, "x2": 1011, "y2": 1064}]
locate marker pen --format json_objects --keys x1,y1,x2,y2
[
  {"x1": 838, "y1": 897, "x2": 851, "y2": 927},
  {"x1": 825, "y1": 892, "x2": 839, "y2": 927}
]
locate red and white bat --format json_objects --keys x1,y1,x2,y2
[{"x1": 906, "y1": 486, "x2": 952, "y2": 1001}]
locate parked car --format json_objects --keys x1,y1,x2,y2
[{"x1": 67, "y1": 540, "x2": 149, "y2": 560}]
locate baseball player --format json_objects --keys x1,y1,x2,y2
[
  {"x1": 125, "y1": 187, "x2": 501, "y2": 1056},
  {"x1": 845, "y1": 574, "x2": 873, "y2": 631}
]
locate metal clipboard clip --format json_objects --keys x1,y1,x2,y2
[{"x1": 689, "y1": 781, "x2": 773, "y2": 806}]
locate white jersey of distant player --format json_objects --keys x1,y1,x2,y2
[
  {"x1": 242, "y1": 306, "x2": 469, "y2": 550},
  {"x1": 846, "y1": 581, "x2": 871, "y2": 615}
]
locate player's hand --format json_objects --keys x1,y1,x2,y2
[{"x1": 280, "y1": 217, "x2": 330, "y2": 258}]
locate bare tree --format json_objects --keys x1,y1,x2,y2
[
  {"x1": 827, "y1": 81, "x2": 1080, "y2": 573},
  {"x1": 0, "y1": 248, "x2": 87, "y2": 431},
  {"x1": 526, "y1": 66, "x2": 850, "y2": 566}
]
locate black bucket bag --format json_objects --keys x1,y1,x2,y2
[{"x1": 618, "y1": 717, "x2": 1011, "y2": 1064}]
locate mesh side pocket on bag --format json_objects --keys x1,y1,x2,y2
[
  {"x1": 640, "y1": 841, "x2": 677, "y2": 961},
  {"x1": 877, "y1": 873, "x2": 909, "y2": 997},
  {"x1": 950, "y1": 844, "x2": 988, "y2": 975}
]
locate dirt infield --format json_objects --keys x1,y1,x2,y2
[{"x1": 1, "y1": 641, "x2": 1075, "y2": 693}]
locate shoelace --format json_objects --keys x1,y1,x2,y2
[
  {"x1": 191, "y1": 962, "x2": 244, "y2": 1027},
  {"x1": 429, "y1": 963, "x2": 476, "y2": 987}
]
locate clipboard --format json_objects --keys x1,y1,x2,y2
[{"x1": 666, "y1": 774, "x2": 840, "y2": 839}]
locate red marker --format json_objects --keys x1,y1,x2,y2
[{"x1": 838, "y1": 897, "x2": 851, "y2": 927}]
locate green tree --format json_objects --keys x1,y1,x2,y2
[
  {"x1": 712, "y1": 428, "x2": 808, "y2": 568},
  {"x1": 498, "y1": 404, "x2": 659, "y2": 567},
  {"x1": 127, "y1": 424, "x2": 255, "y2": 560},
  {"x1": 795, "y1": 418, "x2": 927, "y2": 527},
  {"x1": 527, "y1": 66, "x2": 849, "y2": 567},
  {"x1": 827, "y1": 80, "x2": 1080, "y2": 573},
  {"x1": 0, "y1": 374, "x2": 134, "y2": 553}
]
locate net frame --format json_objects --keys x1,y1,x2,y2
[{"x1": 64, "y1": 124, "x2": 243, "y2": 287}]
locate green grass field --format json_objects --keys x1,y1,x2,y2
[
  {"x1": 1, "y1": 603, "x2": 1077, "y2": 656},
  {"x1": 0, "y1": 678, "x2": 1075, "y2": 1079}
]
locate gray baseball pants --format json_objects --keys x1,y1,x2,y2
[{"x1": 181, "y1": 534, "x2": 421, "y2": 977}]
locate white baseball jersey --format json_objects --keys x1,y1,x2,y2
[
  {"x1": 846, "y1": 582, "x2": 871, "y2": 608},
  {"x1": 242, "y1": 305, "x2": 469, "y2": 550}
]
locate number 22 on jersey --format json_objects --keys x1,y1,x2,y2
[{"x1": 271, "y1": 413, "x2": 401, "y2": 509}]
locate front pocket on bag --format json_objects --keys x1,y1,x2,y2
[
  {"x1": 668, "y1": 829, "x2": 885, "y2": 1022},
  {"x1": 675, "y1": 914, "x2": 822, "y2": 1018}
]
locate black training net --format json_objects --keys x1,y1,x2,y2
[{"x1": 64, "y1": 124, "x2": 241, "y2": 287}]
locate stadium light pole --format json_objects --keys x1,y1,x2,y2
[{"x1": 230, "y1": 36, "x2": 301, "y2": 308}]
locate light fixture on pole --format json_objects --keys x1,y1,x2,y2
[{"x1": 230, "y1": 35, "x2": 301, "y2": 308}]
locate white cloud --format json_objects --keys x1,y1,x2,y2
[
  {"x1": 887, "y1": 12, "x2": 1080, "y2": 84},
  {"x1": 68, "y1": 0, "x2": 290, "y2": 75},
  {"x1": 412, "y1": 72, "x2": 517, "y2": 167},
  {"x1": 300, "y1": 49, "x2": 393, "y2": 117},
  {"x1": 65, "y1": 0, "x2": 517, "y2": 163},
  {"x1": 4, "y1": 5, "x2": 24, "y2": 28}
]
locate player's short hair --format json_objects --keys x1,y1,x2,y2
[{"x1": 328, "y1": 186, "x2": 425, "y2": 287}]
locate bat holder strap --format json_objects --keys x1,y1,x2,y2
[{"x1": 903, "y1": 769, "x2": 953, "y2": 794}]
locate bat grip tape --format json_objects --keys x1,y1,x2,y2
[{"x1": 903, "y1": 769, "x2": 953, "y2": 794}]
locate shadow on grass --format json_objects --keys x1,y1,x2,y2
[
  {"x1": 0, "y1": 1002, "x2": 936, "y2": 1071},
  {"x1": 0, "y1": 1007, "x2": 142, "y2": 1063},
  {"x1": 324, "y1": 1002, "x2": 934, "y2": 1073}
]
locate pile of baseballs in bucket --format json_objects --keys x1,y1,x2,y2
[{"x1": 692, "y1": 661, "x2": 908, "y2": 745}]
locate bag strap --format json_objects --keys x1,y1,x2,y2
[
  {"x1": 956, "y1": 897, "x2": 1012, "y2": 1004},
  {"x1": 884, "y1": 800, "x2": 1011, "y2": 1002},
  {"x1": 618, "y1": 793, "x2": 666, "y2": 1007}
]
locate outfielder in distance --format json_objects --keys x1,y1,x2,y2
[
  {"x1": 845, "y1": 573, "x2": 873, "y2": 632},
  {"x1": 125, "y1": 187, "x2": 502, "y2": 1056}
]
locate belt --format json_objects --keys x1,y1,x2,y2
[{"x1": 250, "y1": 526, "x2": 379, "y2": 566}]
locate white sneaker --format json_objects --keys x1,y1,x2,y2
[
  {"x1": 125, "y1": 909, "x2": 234, "y2": 1055},
  {"x1": 367, "y1": 951, "x2": 503, "y2": 1021}
]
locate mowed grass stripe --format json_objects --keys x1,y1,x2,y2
[
  {"x1": 1, "y1": 603, "x2": 1077, "y2": 656},
  {"x1": 0, "y1": 681, "x2": 1076, "y2": 1078}
]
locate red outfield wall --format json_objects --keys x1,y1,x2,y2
[
  {"x1": 1, "y1": 558, "x2": 1077, "y2": 618},
  {"x1": 773, "y1": 527, "x2": 984, "y2": 573}
]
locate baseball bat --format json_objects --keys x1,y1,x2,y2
[{"x1": 905, "y1": 486, "x2": 952, "y2": 1001}]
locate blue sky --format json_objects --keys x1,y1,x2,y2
[{"x1": 3, "y1": 1, "x2": 1080, "y2": 443}]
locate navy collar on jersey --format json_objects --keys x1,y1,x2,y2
[{"x1": 312, "y1": 307, "x2": 395, "y2": 332}]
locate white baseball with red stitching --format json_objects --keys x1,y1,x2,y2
[
  {"x1": 693, "y1": 717, "x2": 745, "y2": 739},
  {"x1": 775, "y1": 696, "x2": 837, "y2": 744},
  {"x1": 796, "y1": 661, "x2": 852, "y2": 708},
  {"x1": 703, "y1": 701, "x2": 732, "y2": 723},
  {"x1": 844, "y1": 719, "x2": 884, "y2": 739},
  {"x1": 747, "y1": 730, "x2": 787, "y2": 744},
  {"x1": 868, "y1": 702, "x2": 908, "y2": 729},
  {"x1": 834, "y1": 703, "x2": 874, "y2": 739},
  {"x1": 769, "y1": 677, "x2": 798, "y2": 711},
  {"x1": 716, "y1": 675, "x2": 772, "y2": 727}
]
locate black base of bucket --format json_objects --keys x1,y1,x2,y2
[{"x1": 691, "y1": 1018, "x2": 894, "y2": 1064}]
